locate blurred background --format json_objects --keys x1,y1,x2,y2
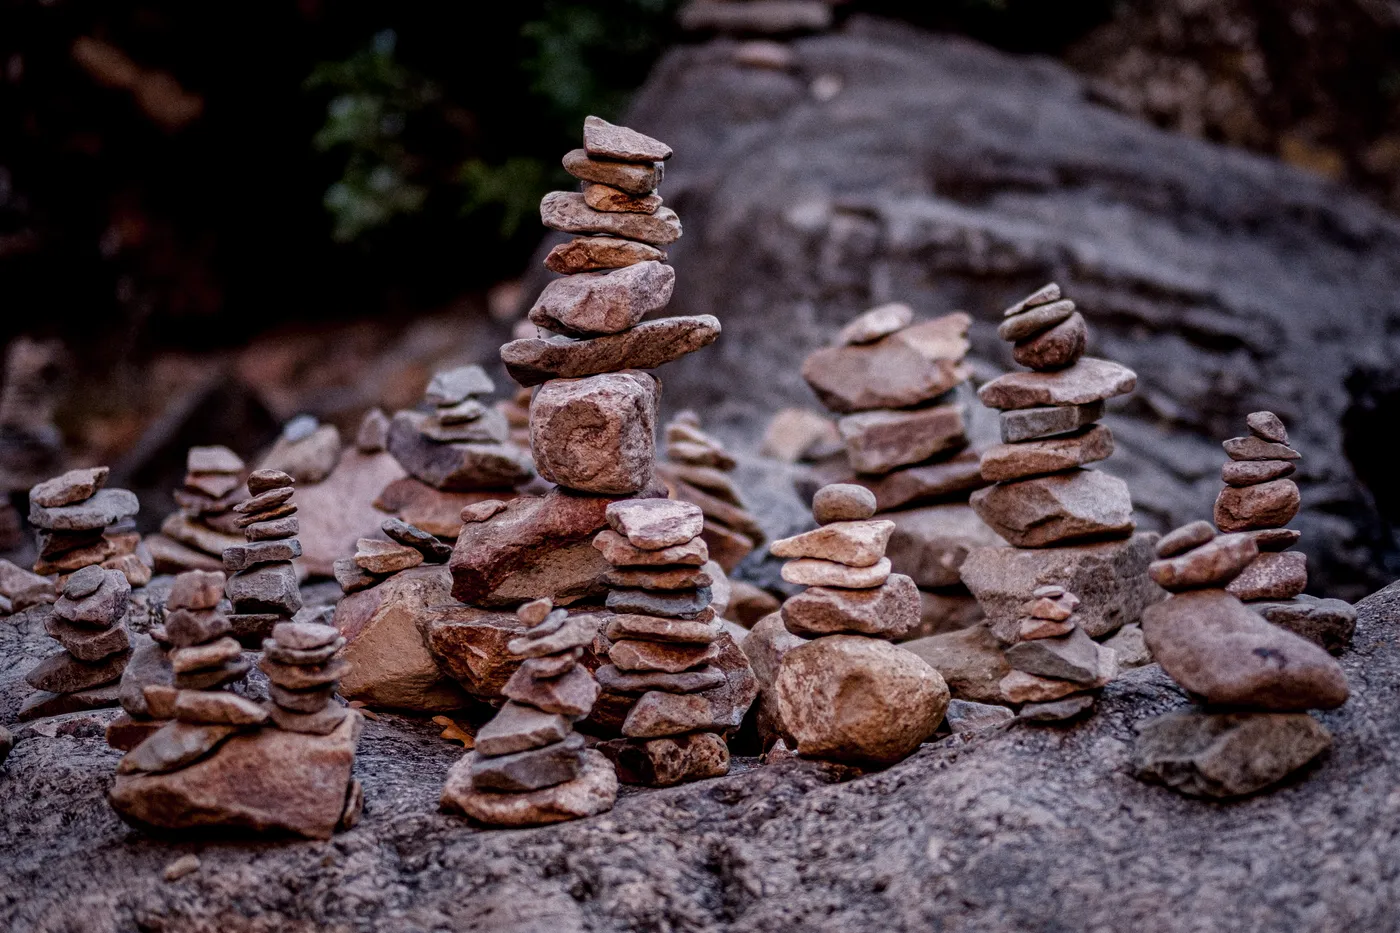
[{"x1": 2, "y1": 0, "x2": 1399, "y2": 596}]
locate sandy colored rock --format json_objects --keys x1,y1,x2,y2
[
  {"x1": 836, "y1": 302, "x2": 913, "y2": 346},
  {"x1": 885, "y1": 504, "x2": 1003, "y2": 588},
  {"x1": 117, "y1": 721, "x2": 239, "y2": 774},
  {"x1": 562, "y1": 148, "x2": 662, "y2": 195},
  {"x1": 971, "y1": 469, "x2": 1134, "y2": 547},
  {"x1": 592, "y1": 528, "x2": 708, "y2": 567},
  {"x1": 541, "y1": 192, "x2": 681, "y2": 246},
  {"x1": 609, "y1": 638, "x2": 721, "y2": 674},
  {"x1": 978, "y1": 357, "x2": 1136, "y2": 411},
  {"x1": 1134, "y1": 710, "x2": 1330, "y2": 799},
  {"x1": 770, "y1": 519, "x2": 893, "y2": 567},
  {"x1": 1214, "y1": 478, "x2": 1301, "y2": 532},
  {"x1": 529, "y1": 261, "x2": 675, "y2": 336},
  {"x1": 170, "y1": 637, "x2": 241, "y2": 674},
  {"x1": 802, "y1": 314, "x2": 970, "y2": 413},
  {"x1": 1005, "y1": 627, "x2": 1103, "y2": 684},
  {"x1": 31, "y1": 466, "x2": 109, "y2": 508},
  {"x1": 166, "y1": 570, "x2": 225, "y2": 611},
  {"x1": 46, "y1": 613, "x2": 129, "y2": 662},
  {"x1": 780, "y1": 572, "x2": 920, "y2": 639},
  {"x1": 1143, "y1": 590, "x2": 1349, "y2": 711},
  {"x1": 759, "y1": 408, "x2": 841, "y2": 463},
  {"x1": 999, "y1": 669, "x2": 1089, "y2": 703},
  {"x1": 775, "y1": 635, "x2": 947, "y2": 764},
  {"x1": 441, "y1": 748, "x2": 617, "y2": 827},
  {"x1": 980, "y1": 425, "x2": 1114, "y2": 483},
  {"x1": 583, "y1": 115, "x2": 672, "y2": 162},
  {"x1": 545, "y1": 236, "x2": 668, "y2": 274},
  {"x1": 1246, "y1": 411, "x2": 1288, "y2": 443},
  {"x1": 606, "y1": 498, "x2": 704, "y2": 550},
  {"x1": 1226, "y1": 551, "x2": 1308, "y2": 601},
  {"x1": 257, "y1": 424, "x2": 341, "y2": 485},
  {"x1": 781, "y1": 556, "x2": 891, "y2": 589},
  {"x1": 1149, "y1": 533, "x2": 1258, "y2": 592},
  {"x1": 502, "y1": 315, "x2": 720, "y2": 387},
  {"x1": 352, "y1": 538, "x2": 423, "y2": 575},
  {"x1": 999, "y1": 402, "x2": 1104, "y2": 444}
]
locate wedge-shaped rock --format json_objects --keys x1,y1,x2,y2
[
  {"x1": 583, "y1": 115, "x2": 672, "y2": 161},
  {"x1": 839, "y1": 404, "x2": 967, "y2": 476},
  {"x1": 978, "y1": 358, "x2": 1136, "y2": 411},
  {"x1": 1222, "y1": 459, "x2": 1295, "y2": 487},
  {"x1": 1004, "y1": 626, "x2": 1102, "y2": 684},
  {"x1": 353, "y1": 538, "x2": 423, "y2": 575},
  {"x1": 529, "y1": 261, "x2": 675, "y2": 337},
  {"x1": 442, "y1": 747, "x2": 617, "y2": 827},
  {"x1": 501, "y1": 315, "x2": 720, "y2": 387},
  {"x1": 541, "y1": 192, "x2": 681, "y2": 246},
  {"x1": 999, "y1": 402, "x2": 1103, "y2": 444},
  {"x1": 592, "y1": 528, "x2": 708, "y2": 567},
  {"x1": 31, "y1": 466, "x2": 109, "y2": 508},
  {"x1": 226, "y1": 562, "x2": 301, "y2": 616},
  {"x1": 606, "y1": 498, "x2": 705, "y2": 550},
  {"x1": 1149, "y1": 533, "x2": 1258, "y2": 592},
  {"x1": 117, "y1": 721, "x2": 239, "y2": 774},
  {"x1": 476, "y1": 702, "x2": 573, "y2": 757},
  {"x1": 970, "y1": 469, "x2": 1134, "y2": 548},
  {"x1": 770, "y1": 519, "x2": 894, "y2": 568},
  {"x1": 562, "y1": 149, "x2": 662, "y2": 195},
  {"x1": 1133, "y1": 710, "x2": 1331, "y2": 799},
  {"x1": 545, "y1": 236, "x2": 667, "y2": 274},
  {"x1": 802, "y1": 314, "x2": 971, "y2": 413},
  {"x1": 780, "y1": 572, "x2": 920, "y2": 639},
  {"x1": 595, "y1": 663, "x2": 725, "y2": 694}
]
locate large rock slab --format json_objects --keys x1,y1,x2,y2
[
  {"x1": 801, "y1": 314, "x2": 971, "y2": 413},
  {"x1": 293, "y1": 449, "x2": 407, "y2": 577}
]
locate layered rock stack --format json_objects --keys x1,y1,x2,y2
[
  {"x1": 592, "y1": 499, "x2": 735, "y2": 786},
  {"x1": 21, "y1": 467, "x2": 142, "y2": 718},
  {"x1": 655, "y1": 411, "x2": 765, "y2": 572},
  {"x1": 961, "y1": 284, "x2": 1163, "y2": 654},
  {"x1": 147, "y1": 446, "x2": 247, "y2": 574},
  {"x1": 441, "y1": 599, "x2": 617, "y2": 826},
  {"x1": 1001, "y1": 585, "x2": 1118, "y2": 722},
  {"x1": 1134, "y1": 520, "x2": 1349, "y2": 798},
  {"x1": 801, "y1": 304, "x2": 995, "y2": 637},
  {"x1": 222, "y1": 469, "x2": 302, "y2": 645},
  {"x1": 334, "y1": 517, "x2": 452, "y2": 595},
  {"x1": 770, "y1": 483, "x2": 949, "y2": 764},
  {"x1": 260, "y1": 619, "x2": 352, "y2": 734}
]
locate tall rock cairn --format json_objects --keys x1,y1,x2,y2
[
  {"x1": 1213, "y1": 412, "x2": 1306, "y2": 601},
  {"x1": 655, "y1": 410, "x2": 765, "y2": 572},
  {"x1": 22, "y1": 467, "x2": 140, "y2": 719},
  {"x1": 1000, "y1": 584, "x2": 1117, "y2": 721},
  {"x1": 222, "y1": 469, "x2": 302, "y2": 645},
  {"x1": 1135, "y1": 520, "x2": 1349, "y2": 798},
  {"x1": 147, "y1": 446, "x2": 247, "y2": 574},
  {"x1": 441, "y1": 598, "x2": 616, "y2": 826},
  {"x1": 593, "y1": 499, "x2": 734, "y2": 787},
  {"x1": 801, "y1": 305, "x2": 993, "y2": 637},
  {"x1": 770, "y1": 483, "x2": 949, "y2": 764}
]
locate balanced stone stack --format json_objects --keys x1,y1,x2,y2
[
  {"x1": 334, "y1": 517, "x2": 452, "y2": 595},
  {"x1": 260, "y1": 619, "x2": 352, "y2": 734},
  {"x1": 1001, "y1": 585, "x2": 1118, "y2": 722},
  {"x1": 148, "y1": 446, "x2": 247, "y2": 574},
  {"x1": 222, "y1": 469, "x2": 302, "y2": 645},
  {"x1": 655, "y1": 411, "x2": 765, "y2": 572},
  {"x1": 961, "y1": 284, "x2": 1163, "y2": 652},
  {"x1": 1135, "y1": 520, "x2": 1349, "y2": 797},
  {"x1": 29, "y1": 466, "x2": 148, "y2": 588},
  {"x1": 441, "y1": 599, "x2": 617, "y2": 826},
  {"x1": 592, "y1": 499, "x2": 734, "y2": 786},
  {"x1": 386, "y1": 365, "x2": 533, "y2": 494},
  {"x1": 801, "y1": 304, "x2": 994, "y2": 637},
  {"x1": 771, "y1": 483, "x2": 949, "y2": 764}
]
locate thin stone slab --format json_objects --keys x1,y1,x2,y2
[
  {"x1": 1156, "y1": 520, "x2": 1216, "y2": 558},
  {"x1": 1002, "y1": 282, "x2": 1060, "y2": 317},
  {"x1": 1133, "y1": 710, "x2": 1330, "y2": 799},
  {"x1": 1222, "y1": 459, "x2": 1295, "y2": 487},
  {"x1": 476, "y1": 701, "x2": 573, "y2": 757},
  {"x1": 263, "y1": 637, "x2": 344, "y2": 665},
  {"x1": 781, "y1": 557, "x2": 891, "y2": 589},
  {"x1": 1214, "y1": 478, "x2": 1301, "y2": 532},
  {"x1": 418, "y1": 409, "x2": 509, "y2": 444},
  {"x1": 812, "y1": 483, "x2": 877, "y2": 524},
  {"x1": 441, "y1": 747, "x2": 617, "y2": 827},
  {"x1": 999, "y1": 402, "x2": 1104, "y2": 444},
  {"x1": 601, "y1": 566, "x2": 712, "y2": 591},
  {"x1": 839, "y1": 404, "x2": 967, "y2": 476},
  {"x1": 173, "y1": 690, "x2": 268, "y2": 726},
  {"x1": 604, "y1": 614, "x2": 722, "y2": 644},
  {"x1": 268, "y1": 682, "x2": 335, "y2": 713},
  {"x1": 621, "y1": 691, "x2": 714, "y2": 738},
  {"x1": 582, "y1": 115, "x2": 672, "y2": 161},
  {"x1": 260, "y1": 657, "x2": 351, "y2": 691},
  {"x1": 1148, "y1": 533, "x2": 1258, "y2": 592},
  {"x1": 501, "y1": 315, "x2": 720, "y2": 387},
  {"x1": 425, "y1": 365, "x2": 494, "y2": 406},
  {"x1": 233, "y1": 503, "x2": 296, "y2": 528},
  {"x1": 606, "y1": 587, "x2": 714, "y2": 618},
  {"x1": 1004, "y1": 627, "x2": 1102, "y2": 685},
  {"x1": 836, "y1": 302, "x2": 913, "y2": 346},
  {"x1": 606, "y1": 498, "x2": 705, "y2": 550},
  {"x1": 501, "y1": 663, "x2": 600, "y2": 718},
  {"x1": 1226, "y1": 551, "x2": 1308, "y2": 601},
  {"x1": 802, "y1": 314, "x2": 971, "y2": 413},
  {"x1": 381, "y1": 518, "x2": 453, "y2": 562},
  {"x1": 29, "y1": 488, "x2": 139, "y2": 531},
  {"x1": 541, "y1": 192, "x2": 681, "y2": 246},
  {"x1": 562, "y1": 149, "x2": 662, "y2": 196},
  {"x1": 354, "y1": 538, "x2": 424, "y2": 575},
  {"x1": 528, "y1": 261, "x2": 675, "y2": 336},
  {"x1": 997, "y1": 299, "x2": 1075, "y2": 342},
  {"x1": 609, "y1": 638, "x2": 722, "y2": 674},
  {"x1": 1223, "y1": 436, "x2": 1300, "y2": 461},
  {"x1": 175, "y1": 658, "x2": 251, "y2": 691},
  {"x1": 31, "y1": 466, "x2": 110, "y2": 508},
  {"x1": 222, "y1": 539, "x2": 302, "y2": 573},
  {"x1": 164, "y1": 609, "x2": 232, "y2": 649},
  {"x1": 26, "y1": 648, "x2": 129, "y2": 693},
  {"x1": 469, "y1": 732, "x2": 586, "y2": 792},
  {"x1": 980, "y1": 424, "x2": 1114, "y2": 482},
  {"x1": 595, "y1": 663, "x2": 726, "y2": 694},
  {"x1": 780, "y1": 572, "x2": 921, "y2": 639},
  {"x1": 271, "y1": 620, "x2": 340, "y2": 650},
  {"x1": 267, "y1": 702, "x2": 351, "y2": 735},
  {"x1": 355, "y1": 408, "x2": 390, "y2": 452},
  {"x1": 770, "y1": 519, "x2": 893, "y2": 568},
  {"x1": 970, "y1": 469, "x2": 1134, "y2": 548},
  {"x1": 978, "y1": 358, "x2": 1136, "y2": 411},
  {"x1": 170, "y1": 637, "x2": 241, "y2": 673},
  {"x1": 387, "y1": 411, "x2": 534, "y2": 491},
  {"x1": 117, "y1": 721, "x2": 238, "y2": 774},
  {"x1": 583, "y1": 182, "x2": 663, "y2": 213},
  {"x1": 545, "y1": 236, "x2": 667, "y2": 274},
  {"x1": 232, "y1": 486, "x2": 293, "y2": 515},
  {"x1": 592, "y1": 529, "x2": 709, "y2": 567}
]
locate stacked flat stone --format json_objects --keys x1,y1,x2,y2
[
  {"x1": 1001, "y1": 585, "x2": 1118, "y2": 722},
  {"x1": 29, "y1": 465, "x2": 148, "y2": 587},
  {"x1": 221, "y1": 469, "x2": 302, "y2": 645},
  {"x1": 334, "y1": 517, "x2": 452, "y2": 594},
  {"x1": 655, "y1": 411, "x2": 765, "y2": 572},
  {"x1": 387, "y1": 365, "x2": 533, "y2": 493},
  {"x1": 590, "y1": 499, "x2": 735, "y2": 786},
  {"x1": 441, "y1": 598, "x2": 617, "y2": 826},
  {"x1": 259, "y1": 619, "x2": 352, "y2": 734},
  {"x1": 801, "y1": 305, "x2": 994, "y2": 637},
  {"x1": 148, "y1": 446, "x2": 248, "y2": 574},
  {"x1": 971, "y1": 283, "x2": 1136, "y2": 547},
  {"x1": 1213, "y1": 411, "x2": 1306, "y2": 601},
  {"x1": 1134, "y1": 520, "x2": 1349, "y2": 798},
  {"x1": 770, "y1": 483, "x2": 949, "y2": 764}
]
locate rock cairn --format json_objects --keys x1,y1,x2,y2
[
  {"x1": 655, "y1": 410, "x2": 765, "y2": 572},
  {"x1": 801, "y1": 304, "x2": 994, "y2": 638},
  {"x1": 441, "y1": 598, "x2": 617, "y2": 826},
  {"x1": 21, "y1": 467, "x2": 142, "y2": 719},
  {"x1": 148, "y1": 446, "x2": 247, "y2": 574},
  {"x1": 1001, "y1": 585, "x2": 1118, "y2": 722},
  {"x1": 222, "y1": 469, "x2": 302, "y2": 645},
  {"x1": 1135, "y1": 520, "x2": 1349, "y2": 797},
  {"x1": 260, "y1": 619, "x2": 352, "y2": 734},
  {"x1": 770, "y1": 483, "x2": 949, "y2": 764},
  {"x1": 335, "y1": 517, "x2": 452, "y2": 595},
  {"x1": 592, "y1": 499, "x2": 736, "y2": 786}
]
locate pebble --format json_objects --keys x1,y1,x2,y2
[
  {"x1": 978, "y1": 358, "x2": 1136, "y2": 411},
  {"x1": 779, "y1": 573, "x2": 921, "y2": 639},
  {"x1": 943, "y1": 698, "x2": 1015, "y2": 732},
  {"x1": 1222, "y1": 458, "x2": 1295, "y2": 487},
  {"x1": 163, "y1": 854, "x2": 201, "y2": 882},
  {"x1": 562, "y1": 148, "x2": 662, "y2": 196},
  {"x1": 469, "y1": 732, "x2": 587, "y2": 793},
  {"x1": 1002, "y1": 283, "x2": 1060, "y2": 317},
  {"x1": 812, "y1": 483, "x2": 877, "y2": 524},
  {"x1": 781, "y1": 556, "x2": 891, "y2": 589},
  {"x1": 606, "y1": 498, "x2": 705, "y2": 550},
  {"x1": 1148, "y1": 532, "x2": 1258, "y2": 592},
  {"x1": 1222, "y1": 436, "x2": 1300, "y2": 461},
  {"x1": 31, "y1": 466, "x2": 110, "y2": 508},
  {"x1": 528, "y1": 261, "x2": 675, "y2": 336},
  {"x1": 246, "y1": 469, "x2": 295, "y2": 496},
  {"x1": 540, "y1": 192, "x2": 681, "y2": 246},
  {"x1": 769, "y1": 519, "x2": 894, "y2": 568},
  {"x1": 544, "y1": 236, "x2": 667, "y2": 274},
  {"x1": 501, "y1": 315, "x2": 720, "y2": 387},
  {"x1": 1246, "y1": 411, "x2": 1288, "y2": 443},
  {"x1": 996, "y1": 299, "x2": 1074, "y2": 342},
  {"x1": 1022, "y1": 590, "x2": 1079, "y2": 621},
  {"x1": 999, "y1": 669, "x2": 1090, "y2": 704},
  {"x1": 45, "y1": 614, "x2": 129, "y2": 661},
  {"x1": 838, "y1": 404, "x2": 967, "y2": 475},
  {"x1": 517, "y1": 598, "x2": 554, "y2": 627},
  {"x1": 1214, "y1": 478, "x2": 1300, "y2": 532},
  {"x1": 999, "y1": 401, "x2": 1104, "y2": 444},
  {"x1": 1156, "y1": 519, "x2": 1215, "y2": 558},
  {"x1": 1012, "y1": 311, "x2": 1087, "y2": 371},
  {"x1": 461, "y1": 500, "x2": 509, "y2": 524},
  {"x1": 1018, "y1": 694, "x2": 1096, "y2": 722},
  {"x1": 835, "y1": 302, "x2": 913, "y2": 346}
]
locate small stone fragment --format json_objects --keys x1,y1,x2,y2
[{"x1": 582, "y1": 115, "x2": 672, "y2": 162}]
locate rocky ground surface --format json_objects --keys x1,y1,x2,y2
[{"x1": 3, "y1": 580, "x2": 1398, "y2": 932}]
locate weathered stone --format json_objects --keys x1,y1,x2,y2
[
  {"x1": 110, "y1": 712, "x2": 359, "y2": 839},
  {"x1": 1019, "y1": 694, "x2": 1097, "y2": 722},
  {"x1": 997, "y1": 299, "x2": 1075, "y2": 342},
  {"x1": 476, "y1": 702, "x2": 573, "y2": 757},
  {"x1": 1005, "y1": 627, "x2": 1103, "y2": 684},
  {"x1": 610, "y1": 638, "x2": 721, "y2": 674},
  {"x1": 502, "y1": 663, "x2": 600, "y2": 718},
  {"x1": 53, "y1": 570, "x2": 130, "y2": 626},
  {"x1": 760, "y1": 408, "x2": 842, "y2": 463},
  {"x1": 1156, "y1": 520, "x2": 1216, "y2": 558},
  {"x1": 266, "y1": 702, "x2": 351, "y2": 736},
  {"x1": 562, "y1": 148, "x2": 662, "y2": 195},
  {"x1": 161, "y1": 609, "x2": 229, "y2": 651},
  {"x1": 606, "y1": 498, "x2": 704, "y2": 550},
  {"x1": 530, "y1": 372, "x2": 659, "y2": 494},
  {"x1": 1000, "y1": 669, "x2": 1091, "y2": 704},
  {"x1": 0, "y1": 559, "x2": 56, "y2": 610},
  {"x1": 418, "y1": 408, "x2": 509, "y2": 444},
  {"x1": 30, "y1": 466, "x2": 109, "y2": 508},
  {"x1": 46, "y1": 613, "x2": 128, "y2": 661},
  {"x1": 458, "y1": 497, "x2": 510, "y2": 525},
  {"x1": 508, "y1": 613, "x2": 603, "y2": 657},
  {"x1": 1143, "y1": 590, "x2": 1349, "y2": 710},
  {"x1": 529, "y1": 261, "x2": 675, "y2": 336},
  {"x1": 1246, "y1": 411, "x2": 1289, "y2": 444},
  {"x1": 595, "y1": 664, "x2": 726, "y2": 694},
  {"x1": 1223, "y1": 436, "x2": 1300, "y2": 461},
  {"x1": 592, "y1": 528, "x2": 708, "y2": 567},
  {"x1": 501, "y1": 314, "x2": 720, "y2": 386},
  {"x1": 185, "y1": 446, "x2": 243, "y2": 475},
  {"x1": 978, "y1": 357, "x2": 1136, "y2": 410},
  {"x1": 232, "y1": 503, "x2": 296, "y2": 529},
  {"x1": 1002, "y1": 283, "x2": 1061, "y2": 317},
  {"x1": 117, "y1": 721, "x2": 239, "y2": 774},
  {"x1": 264, "y1": 637, "x2": 343, "y2": 665},
  {"x1": 960, "y1": 534, "x2": 1165, "y2": 641},
  {"x1": 583, "y1": 115, "x2": 672, "y2": 162},
  {"x1": 770, "y1": 519, "x2": 893, "y2": 568},
  {"x1": 373, "y1": 480, "x2": 508, "y2": 540},
  {"x1": 544, "y1": 236, "x2": 667, "y2": 274},
  {"x1": 355, "y1": 408, "x2": 391, "y2": 452},
  {"x1": 699, "y1": 522, "x2": 758, "y2": 574},
  {"x1": 17, "y1": 681, "x2": 123, "y2": 720},
  {"x1": 105, "y1": 714, "x2": 167, "y2": 752},
  {"x1": 1012, "y1": 311, "x2": 1087, "y2": 371},
  {"x1": 1214, "y1": 478, "x2": 1301, "y2": 532},
  {"x1": 387, "y1": 411, "x2": 534, "y2": 491},
  {"x1": 1227, "y1": 551, "x2": 1308, "y2": 601},
  {"x1": 170, "y1": 637, "x2": 241, "y2": 674},
  {"x1": 380, "y1": 518, "x2": 452, "y2": 562},
  {"x1": 622, "y1": 691, "x2": 714, "y2": 737},
  {"x1": 267, "y1": 682, "x2": 335, "y2": 713},
  {"x1": 780, "y1": 572, "x2": 921, "y2": 639},
  {"x1": 1024, "y1": 587, "x2": 1079, "y2": 620},
  {"x1": 944, "y1": 698, "x2": 1015, "y2": 732},
  {"x1": 1222, "y1": 459, "x2": 1295, "y2": 487},
  {"x1": 1018, "y1": 617, "x2": 1075, "y2": 642},
  {"x1": 998, "y1": 402, "x2": 1104, "y2": 444},
  {"x1": 596, "y1": 731, "x2": 728, "y2": 787},
  {"x1": 167, "y1": 570, "x2": 225, "y2": 610},
  {"x1": 810, "y1": 485, "x2": 877, "y2": 526},
  {"x1": 607, "y1": 587, "x2": 714, "y2": 618},
  {"x1": 604, "y1": 614, "x2": 722, "y2": 643},
  {"x1": 602, "y1": 566, "x2": 711, "y2": 591},
  {"x1": 174, "y1": 691, "x2": 268, "y2": 726},
  {"x1": 541, "y1": 191, "x2": 681, "y2": 246},
  {"x1": 1148, "y1": 533, "x2": 1258, "y2": 592},
  {"x1": 417, "y1": 605, "x2": 529, "y2": 697},
  {"x1": 256, "y1": 424, "x2": 341, "y2": 485},
  {"x1": 292, "y1": 449, "x2": 408, "y2": 576},
  {"x1": 775, "y1": 635, "x2": 948, "y2": 764},
  {"x1": 1254, "y1": 596, "x2": 1357, "y2": 655},
  {"x1": 29, "y1": 487, "x2": 139, "y2": 532},
  {"x1": 353, "y1": 538, "x2": 423, "y2": 575},
  {"x1": 802, "y1": 314, "x2": 970, "y2": 413},
  {"x1": 1102, "y1": 622, "x2": 1153, "y2": 668},
  {"x1": 333, "y1": 558, "x2": 378, "y2": 594},
  {"x1": 222, "y1": 539, "x2": 302, "y2": 573},
  {"x1": 980, "y1": 425, "x2": 1114, "y2": 483},
  {"x1": 119, "y1": 640, "x2": 172, "y2": 717},
  {"x1": 836, "y1": 302, "x2": 913, "y2": 346},
  {"x1": 441, "y1": 747, "x2": 617, "y2": 827},
  {"x1": 885, "y1": 504, "x2": 1003, "y2": 588},
  {"x1": 583, "y1": 181, "x2": 663, "y2": 213},
  {"x1": 26, "y1": 648, "x2": 129, "y2": 693},
  {"x1": 970, "y1": 469, "x2": 1134, "y2": 548},
  {"x1": 1133, "y1": 710, "x2": 1331, "y2": 799},
  {"x1": 424, "y1": 366, "x2": 494, "y2": 406},
  {"x1": 226, "y1": 562, "x2": 301, "y2": 616},
  {"x1": 273, "y1": 620, "x2": 342, "y2": 652},
  {"x1": 781, "y1": 556, "x2": 891, "y2": 589},
  {"x1": 470, "y1": 732, "x2": 586, "y2": 792}
]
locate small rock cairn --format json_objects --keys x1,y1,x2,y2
[
  {"x1": 1214, "y1": 411, "x2": 1306, "y2": 601},
  {"x1": 801, "y1": 305, "x2": 993, "y2": 637},
  {"x1": 441, "y1": 598, "x2": 616, "y2": 826},
  {"x1": 260, "y1": 619, "x2": 352, "y2": 734},
  {"x1": 1135, "y1": 519, "x2": 1350, "y2": 797},
  {"x1": 222, "y1": 469, "x2": 302, "y2": 645},
  {"x1": 336, "y1": 517, "x2": 452, "y2": 595},
  {"x1": 22, "y1": 467, "x2": 141, "y2": 719},
  {"x1": 593, "y1": 498, "x2": 733, "y2": 786},
  {"x1": 655, "y1": 410, "x2": 765, "y2": 572},
  {"x1": 1001, "y1": 585, "x2": 1117, "y2": 721},
  {"x1": 770, "y1": 483, "x2": 949, "y2": 764},
  {"x1": 148, "y1": 446, "x2": 247, "y2": 574}
]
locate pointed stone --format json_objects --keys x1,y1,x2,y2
[
  {"x1": 770, "y1": 519, "x2": 894, "y2": 568},
  {"x1": 582, "y1": 115, "x2": 672, "y2": 161},
  {"x1": 1156, "y1": 520, "x2": 1216, "y2": 558},
  {"x1": 1246, "y1": 411, "x2": 1288, "y2": 444},
  {"x1": 501, "y1": 664, "x2": 600, "y2": 718},
  {"x1": 475, "y1": 701, "x2": 573, "y2": 756},
  {"x1": 1014, "y1": 311, "x2": 1087, "y2": 371},
  {"x1": 1005, "y1": 627, "x2": 1102, "y2": 684}
]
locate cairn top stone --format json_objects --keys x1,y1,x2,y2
[
  {"x1": 583, "y1": 115, "x2": 673, "y2": 162},
  {"x1": 812, "y1": 484, "x2": 877, "y2": 524},
  {"x1": 247, "y1": 469, "x2": 295, "y2": 496},
  {"x1": 188, "y1": 446, "x2": 244, "y2": 475},
  {"x1": 1246, "y1": 411, "x2": 1288, "y2": 444},
  {"x1": 425, "y1": 366, "x2": 495, "y2": 407},
  {"x1": 1002, "y1": 283, "x2": 1061, "y2": 318},
  {"x1": 30, "y1": 466, "x2": 109, "y2": 508},
  {"x1": 605, "y1": 499, "x2": 705, "y2": 550}
]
